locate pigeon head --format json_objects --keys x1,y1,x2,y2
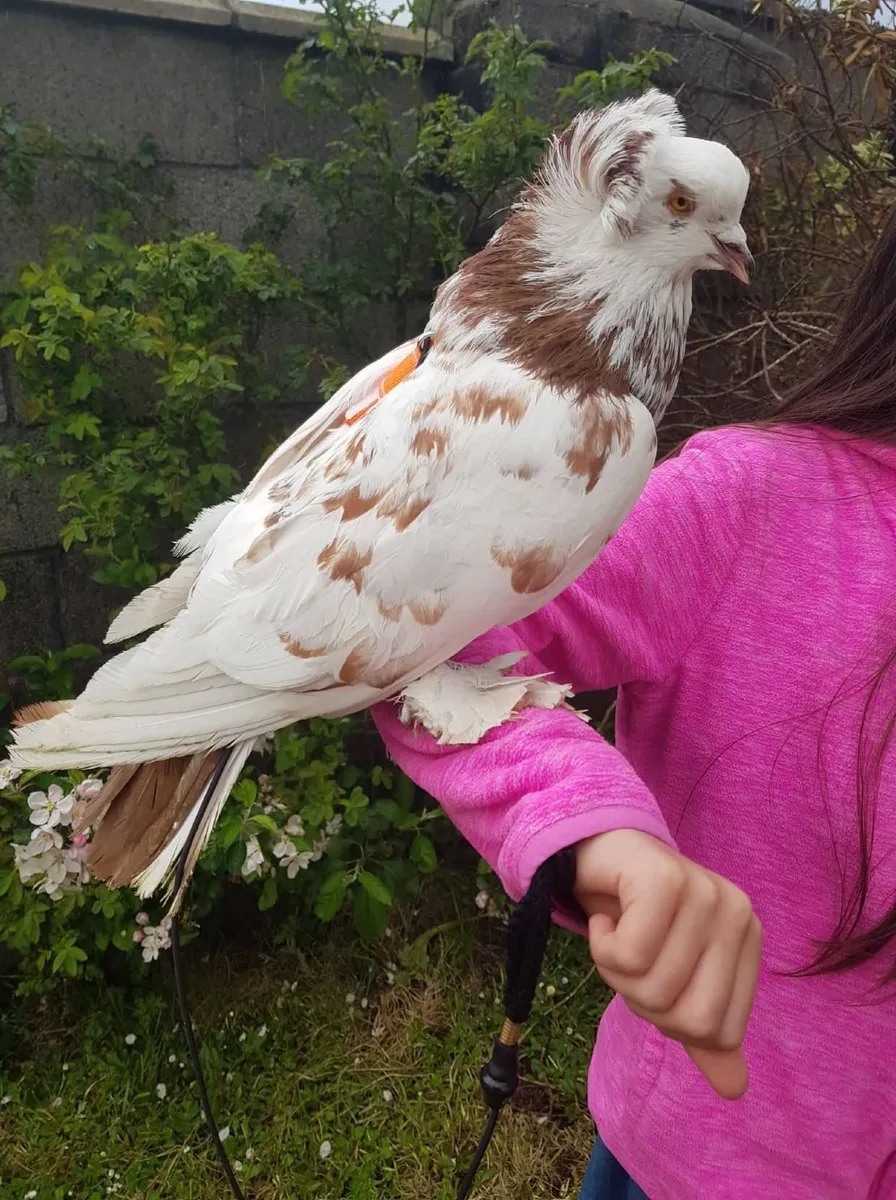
[{"x1": 525, "y1": 89, "x2": 752, "y2": 287}]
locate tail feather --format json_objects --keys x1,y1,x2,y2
[
  {"x1": 83, "y1": 742, "x2": 253, "y2": 916},
  {"x1": 133, "y1": 740, "x2": 254, "y2": 913},
  {"x1": 13, "y1": 700, "x2": 73, "y2": 727},
  {"x1": 78, "y1": 763, "x2": 140, "y2": 833},
  {"x1": 85, "y1": 756, "x2": 212, "y2": 888}
]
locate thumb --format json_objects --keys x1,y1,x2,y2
[
  {"x1": 685, "y1": 1045, "x2": 749, "y2": 1100},
  {"x1": 587, "y1": 911, "x2": 617, "y2": 942}
]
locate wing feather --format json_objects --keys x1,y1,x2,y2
[{"x1": 28, "y1": 345, "x2": 656, "y2": 771}]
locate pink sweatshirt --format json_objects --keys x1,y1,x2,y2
[{"x1": 374, "y1": 426, "x2": 896, "y2": 1199}]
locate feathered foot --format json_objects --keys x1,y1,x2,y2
[{"x1": 397, "y1": 654, "x2": 580, "y2": 745}]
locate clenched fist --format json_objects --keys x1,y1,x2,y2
[{"x1": 573, "y1": 829, "x2": 762, "y2": 1100}]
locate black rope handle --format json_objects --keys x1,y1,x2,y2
[{"x1": 456, "y1": 848, "x2": 576, "y2": 1199}]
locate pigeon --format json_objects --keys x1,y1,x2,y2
[{"x1": 9, "y1": 89, "x2": 751, "y2": 905}]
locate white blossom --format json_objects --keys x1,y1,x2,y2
[
  {"x1": 475, "y1": 889, "x2": 490, "y2": 911},
  {"x1": 325, "y1": 814, "x2": 343, "y2": 837},
  {"x1": 124, "y1": 1034, "x2": 136, "y2": 1046},
  {"x1": 13, "y1": 823, "x2": 90, "y2": 900},
  {"x1": 241, "y1": 836, "x2": 265, "y2": 878},
  {"x1": 28, "y1": 785, "x2": 73, "y2": 829},
  {"x1": 288, "y1": 850, "x2": 314, "y2": 877},
  {"x1": 155, "y1": 1083, "x2": 167, "y2": 1100},
  {"x1": 64, "y1": 844, "x2": 90, "y2": 887},
  {"x1": 0, "y1": 760, "x2": 21, "y2": 790},
  {"x1": 141, "y1": 918, "x2": 172, "y2": 963},
  {"x1": 319, "y1": 1140, "x2": 332, "y2": 1161},
  {"x1": 218, "y1": 1126, "x2": 230, "y2": 1142},
  {"x1": 272, "y1": 835, "x2": 297, "y2": 864},
  {"x1": 284, "y1": 814, "x2": 305, "y2": 836},
  {"x1": 382, "y1": 1089, "x2": 393, "y2": 1103},
  {"x1": 38, "y1": 853, "x2": 68, "y2": 900},
  {"x1": 75, "y1": 777, "x2": 103, "y2": 801}
]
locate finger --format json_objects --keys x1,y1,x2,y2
[
  {"x1": 617, "y1": 998, "x2": 750, "y2": 1099},
  {"x1": 587, "y1": 911, "x2": 617, "y2": 942},
  {"x1": 717, "y1": 915, "x2": 763, "y2": 1051},
  {"x1": 611, "y1": 876, "x2": 720, "y2": 1012},
  {"x1": 578, "y1": 891, "x2": 623, "y2": 923},
  {"x1": 588, "y1": 864, "x2": 682, "y2": 977},
  {"x1": 655, "y1": 895, "x2": 752, "y2": 1039},
  {"x1": 685, "y1": 1044, "x2": 749, "y2": 1100}
]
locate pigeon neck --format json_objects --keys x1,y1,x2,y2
[{"x1": 430, "y1": 218, "x2": 691, "y2": 419}]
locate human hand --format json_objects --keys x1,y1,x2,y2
[{"x1": 573, "y1": 829, "x2": 762, "y2": 1100}]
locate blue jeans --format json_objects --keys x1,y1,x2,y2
[{"x1": 580, "y1": 1138, "x2": 649, "y2": 1199}]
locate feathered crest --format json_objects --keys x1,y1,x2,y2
[{"x1": 530, "y1": 89, "x2": 685, "y2": 237}]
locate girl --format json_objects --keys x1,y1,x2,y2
[{"x1": 373, "y1": 210, "x2": 896, "y2": 1198}]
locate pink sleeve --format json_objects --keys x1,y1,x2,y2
[{"x1": 372, "y1": 430, "x2": 754, "y2": 901}]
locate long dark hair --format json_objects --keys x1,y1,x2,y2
[{"x1": 761, "y1": 205, "x2": 896, "y2": 980}]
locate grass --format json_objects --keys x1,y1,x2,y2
[{"x1": 0, "y1": 878, "x2": 609, "y2": 1199}]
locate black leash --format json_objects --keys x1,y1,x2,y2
[
  {"x1": 170, "y1": 751, "x2": 247, "y2": 1200},
  {"x1": 456, "y1": 849, "x2": 576, "y2": 1199},
  {"x1": 170, "y1": 753, "x2": 573, "y2": 1200}
]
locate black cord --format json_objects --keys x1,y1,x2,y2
[
  {"x1": 457, "y1": 850, "x2": 576, "y2": 1199},
  {"x1": 456, "y1": 1108, "x2": 500, "y2": 1200},
  {"x1": 169, "y1": 751, "x2": 246, "y2": 1200}
]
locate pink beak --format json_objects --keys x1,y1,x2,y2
[{"x1": 712, "y1": 235, "x2": 753, "y2": 285}]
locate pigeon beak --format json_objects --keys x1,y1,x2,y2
[{"x1": 712, "y1": 233, "x2": 753, "y2": 285}]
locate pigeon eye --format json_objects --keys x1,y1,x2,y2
[{"x1": 666, "y1": 188, "x2": 696, "y2": 217}]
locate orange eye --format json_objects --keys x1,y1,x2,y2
[{"x1": 666, "y1": 188, "x2": 697, "y2": 217}]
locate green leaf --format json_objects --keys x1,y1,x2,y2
[
  {"x1": 69, "y1": 364, "x2": 102, "y2": 401},
  {"x1": 410, "y1": 834, "x2": 438, "y2": 874},
  {"x1": 0, "y1": 579, "x2": 6, "y2": 602},
  {"x1": 231, "y1": 778, "x2": 257, "y2": 806},
  {"x1": 353, "y1": 887, "x2": 389, "y2": 941},
  {"x1": 217, "y1": 811, "x2": 244, "y2": 850},
  {"x1": 63, "y1": 411, "x2": 101, "y2": 441},
  {"x1": 258, "y1": 875, "x2": 278, "y2": 911},
  {"x1": 52, "y1": 943, "x2": 87, "y2": 977},
  {"x1": 358, "y1": 871, "x2": 392, "y2": 906},
  {"x1": 315, "y1": 869, "x2": 349, "y2": 921},
  {"x1": 62, "y1": 643, "x2": 101, "y2": 661}
]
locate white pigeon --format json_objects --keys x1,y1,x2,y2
[{"x1": 9, "y1": 89, "x2": 751, "y2": 905}]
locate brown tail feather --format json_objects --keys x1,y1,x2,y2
[
  {"x1": 13, "y1": 700, "x2": 73, "y2": 727},
  {"x1": 87, "y1": 753, "x2": 222, "y2": 888}
]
